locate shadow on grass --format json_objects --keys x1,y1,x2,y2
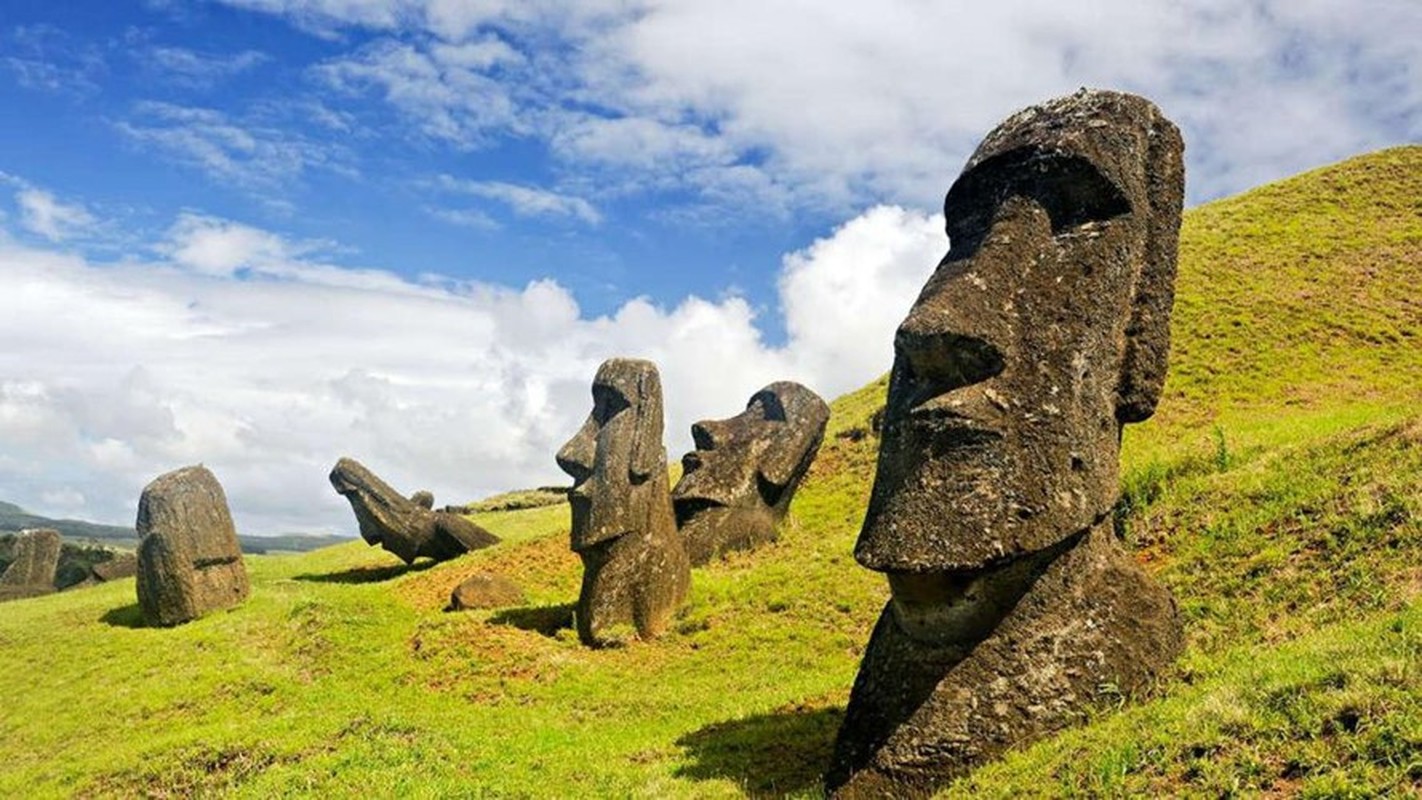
[
  {"x1": 488, "y1": 603, "x2": 575, "y2": 637},
  {"x1": 293, "y1": 560, "x2": 436, "y2": 584},
  {"x1": 675, "y1": 705, "x2": 843, "y2": 797},
  {"x1": 100, "y1": 603, "x2": 146, "y2": 628}
]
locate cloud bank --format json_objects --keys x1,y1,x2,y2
[{"x1": 0, "y1": 193, "x2": 941, "y2": 535}]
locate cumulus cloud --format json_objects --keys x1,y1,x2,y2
[{"x1": 0, "y1": 201, "x2": 940, "y2": 535}]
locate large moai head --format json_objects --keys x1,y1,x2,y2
[
  {"x1": 556, "y1": 358, "x2": 669, "y2": 550},
  {"x1": 828, "y1": 89, "x2": 1186, "y2": 796},
  {"x1": 329, "y1": 457, "x2": 499, "y2": 564},
  {"x1": 135, "y1": 465, "x2": 250, "y2": 626},
  {"x1": 672, "y1": 381, "x2": 830, "y2": 564},
  {"x1": 856, "y1": 88, "x2": 1185, "y2": 578}
]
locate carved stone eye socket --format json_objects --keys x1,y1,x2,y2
[
  {"x1": 943, "y1": 149, "x2": 1132, "y2": 259},
  {"x1": 591, "y1": 384, "x2": 631, "y2": 425},
  {"x1": 747, "y1": 390, "x2": 788, "y2": 423}
]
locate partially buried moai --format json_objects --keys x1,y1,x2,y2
[
  {"x1": 672, "y1": 381, "x2": 830, "y2": 565},
  {"x1": 0, "y1": 528, "x2": 62, "y2": 601},
  {"x1": 329, "y1": 457, "x2": 500, "y2": 564},
  {"x1": 135, "y1": 465, "x2": 250, "y2": 626},
  {"x1": 557, "y1": 358, "x2": 690, "y2": 646},
  {"x1": 827, "y1": 90, "x2": 1186, "y2": 797}
]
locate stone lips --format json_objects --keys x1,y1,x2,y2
[
  {"x1": 329, "y1": 457, "x2": 500, "y2": 564},
  {"x1": 672, "y1": 381, "x2": 830, "y2": 565},
  {"x1": 557, "y1": 358, "x2": 690, "y2": 647},
  {"x1": 135, "y1": 465, "x2": 250, "y2": 627},
  {"x1": 829, "y1": 89, "x2": 1186, "y2": 796}
]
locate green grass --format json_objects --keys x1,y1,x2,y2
[{"x1": 0, "y1": 146, "x2": 1419, "y2": 798}]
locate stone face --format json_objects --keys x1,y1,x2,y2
[
  {"x1": 828, "y1": 90, "x2": 1186, "y2": 797},
  {"x1": 135, "y1": 466, "x2": 250, "y2": 626},
  {"x1": 672, "y1": 381, "x2": 829, "y2": 565},
  {"x1": 0, "y1": 528, "x2": 62, "y2": 588},
  {"x1": 329, "y1": 458, "x2": 500, "y2": 564},
  {"x1": 557, "y1": 358, "x2": 690, "y2": 646},
  {"x1": 449, "y1": 572, "x2": 525, "y2": 610}
]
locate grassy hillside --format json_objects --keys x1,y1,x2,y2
[{"x1": 0, "y1": 147, "x2": 1418, "y2": 798}]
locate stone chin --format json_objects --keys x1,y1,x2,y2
[{"x1": 674, "y1": 500, "x2": 776, "y2": 564}]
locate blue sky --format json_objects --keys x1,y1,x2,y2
[{"x1": 0, "y1": 0, "x2": 1417, "y2": 534}]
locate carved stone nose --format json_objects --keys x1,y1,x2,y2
[
  {"x1": 691, "y1": 420, "x2": 720, "y2": 451},
  {"x1": 895, "y1": 323, "x2": 1004, "y2": 396}
]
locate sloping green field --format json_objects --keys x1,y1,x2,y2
[{"x1": 1, "y1": 147, "x2": 1418, "y2": 798}]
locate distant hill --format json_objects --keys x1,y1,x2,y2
[{"x1": 0, "y1": 500, "x2": 348, "y2": 554}]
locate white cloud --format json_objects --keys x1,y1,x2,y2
[
  {"x1": 0, "y1": 201, "x2": 938, "y2": 535},
  {"x1": 215, "y1": 0, "x2": 1422, "y2": 207},
  {"x1": 14, "y1": 187, "x2": 96, "y2": 242},
  {"x1": 433, "y1": 176, "x2": 601, "y2": 223},
  {"x1": 314, "y1": 37, "x2": 525, "y2": 148},
  {"x1": 147, "y1": 46, "x2": 269, "y2": 87},
  {"x1": 116, "y1": 101, "x2": 355, "y2": 192}
]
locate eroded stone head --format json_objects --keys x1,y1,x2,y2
[
  {"x1": 856, "y1": 89, "x2": 1185, "y2": 575},
  {"x1": 556, "y1": 358, "x2": 668, "y2": 551},
  {"x1": 135, "y1": 465, "x2": 249, "y2": 626},
  {"x1": 556, "y1": 358, "x2": 689, "y2": 646},
  {"x1": 329, "y1": 457, "x2": 499, "y2": 564},
  {"x1": 672, "y1": 381, "x2": 830, "y2": 564}
]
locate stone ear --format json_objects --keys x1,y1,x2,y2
[
  {"x1": 628, "y1": 366, "x2": 665, "y2": 480},
  {"x1": 1116, "y1": 111, "x2": 1185, "y2": 424}
]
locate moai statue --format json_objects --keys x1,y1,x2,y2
[
  {"x1": 557, "y1": 358, "x2": 690, "y2": 647},
  {"x1": 672, "y1": 381, "x2": 830, "y2": 565},
  {"x1": 329, "y1": 458, "x2": 500, "y2": 564},
  {"x1": 827, "y1": 89, "x2": 1186, "y2": 797},
  {"x1": 135, "y1": 465, "x2": 250, "y2": 626},
  {"x1": 0, "y1": 528, "x2": 62, "y2": 601}
]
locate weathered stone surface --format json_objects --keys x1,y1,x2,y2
[
  {"x1": 0, "y1": 528, "x2": 61, "y2": 590},
  {"x1": 449, "y1": 572, "x2": 525, "y2": 610},
  {"x1": 672, "y1": 382, "x2": 829, "y2": 565},
  {"x1": 329, "y1": 458, "x2": 500, "y2": 564},
  {"x1": 829, "y1": 89, "x2": 1186, "y2": 796},
  {"x1": 91, "y1": 553, "x2": 138, "y2": 583},
  {"x1": 557, "y1": 358, "x2": 690, "y2": 646},
  {"x1": 135, "y1": 466, "x2": 250, "y2": 626}
]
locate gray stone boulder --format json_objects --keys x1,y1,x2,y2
[
  {"x1": 0, "y1": 528, "x2": 62, "y2": 601},
  {"x1": 557, "y1": 358, "x2": 690, "y2": 647},
  {"x1": 135, "y1": 466, "x2": 250, "y2": 626},
  {"x1": 329, "y1": 458, "x2": 499, "y2": 563},
  {"x1": 673, "y1": 381, "x2": 829, "y2": 565},
  {"x1": 829, "y1": 89, "x2": 1186, "y2": 797},
  {"x1": 449, "y1": 572, "x2": 525, "y2": 610}
]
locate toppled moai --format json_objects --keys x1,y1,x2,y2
[
  {"x1": 329, "y1": 458, "x2": 500, "y2": 564},
  {"x1": 0, "y1": 528, "x2": 62, "y2": 601},
  {"x1": 135, "y1": 465, "x2": 250, "y2": 626},
  {"x1": 672, "y1": 382, "x2": 830, "y2": 565},
  {"x1": 557, "y1": 358, "x2": 690, "y2": 646},
  {"x1": 828, "y1": 90, "x2": 1186, "y2": 797}
]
